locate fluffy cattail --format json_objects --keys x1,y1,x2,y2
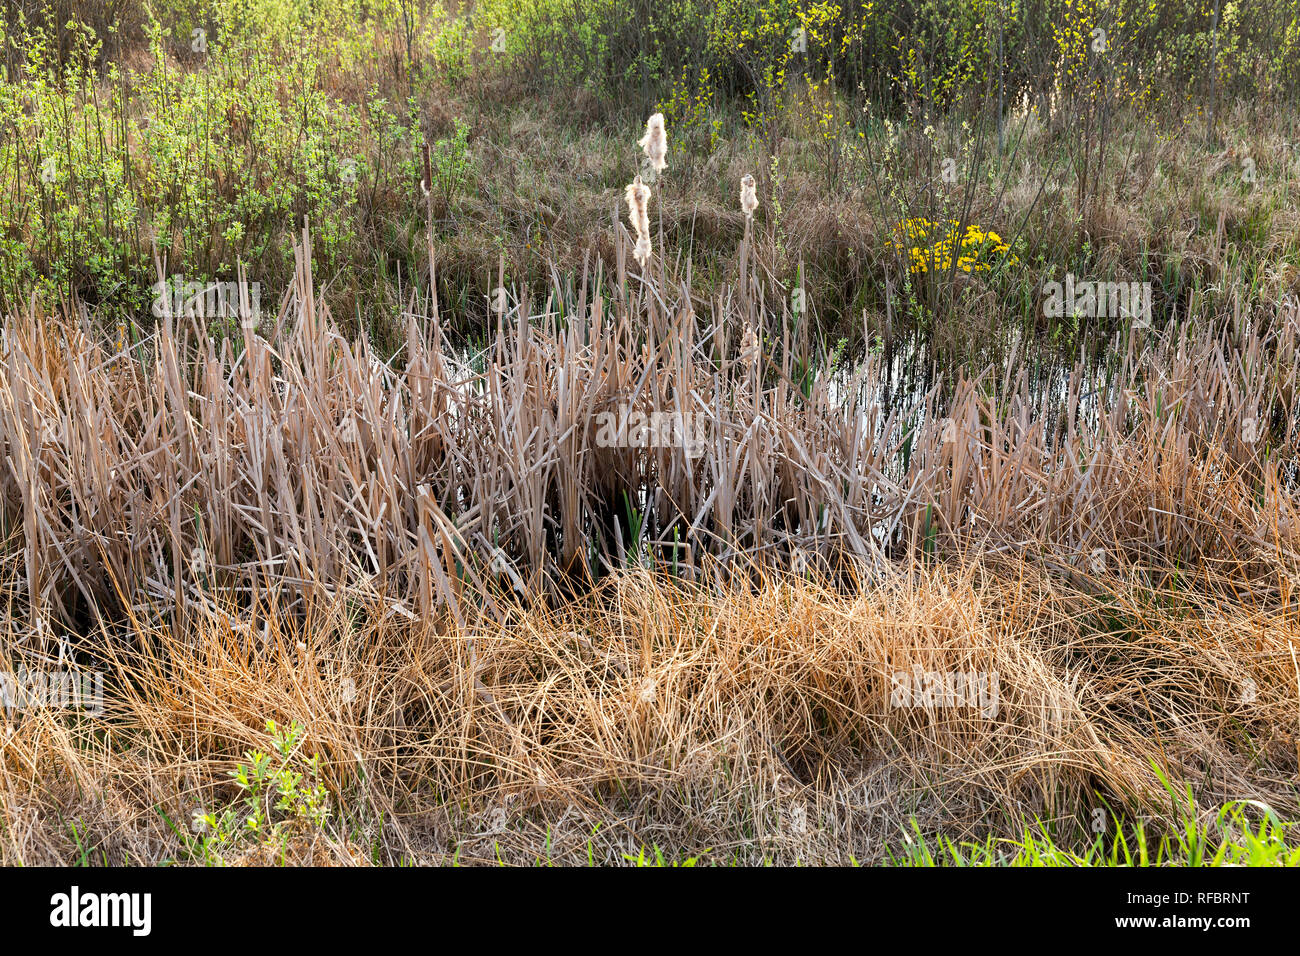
[
  {"x1": 633, "y1": 235, "x2": 651, "y2": 267},
  {"x1": 740, "y1": 174, "x2": 758, "y2": 219},
  {"x1": 638, "y1": 113, "x2": 667, "y2": 175},
  {"x1": 625, "y1": 175, "x2": 652, "y2": 267},
  {"x1": 739, "y1": 322, "x2": 759, "y2": 364}
]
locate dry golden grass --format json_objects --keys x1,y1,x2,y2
[{"x1": 0, "y1": 557, "x2": 1295, "y2": 865}]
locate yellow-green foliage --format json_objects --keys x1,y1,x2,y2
[
  {"x1": 468, "y1": 0, "x2": 1300, "y2": 116},
  {"x1": 0, "y1": 6, "x2": 392, "y2": 309},
  {"x1": 473, "y1": 0, "x2": 624, "y2": 81},
  {"x1": 658, "y1": 67, "x2": 724, "y2": 152}
]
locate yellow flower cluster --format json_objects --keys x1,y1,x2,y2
[{"x1": 891, "y1": 217, "x2": 1018, "y2": 275}]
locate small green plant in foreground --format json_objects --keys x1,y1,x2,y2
[{"x1": 182, "y1": 720, "x2": 331, "y2": 865}]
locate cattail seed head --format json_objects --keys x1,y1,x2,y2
[
  {"x1": 633, "y1": 235, "x2": 651, "y2": 267},
  {"x1": 739, "y1": 323, "x2": 759, "y2": 364},
  {"x1": 625, "y1": 175, "x2": 652, "y2": 267},
  {"x1": 638, "y1": 113, "x2": 667, "y2": 174},
  {"x1": 740, "y1": 174, "x2": 758, "y2": 219}
]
